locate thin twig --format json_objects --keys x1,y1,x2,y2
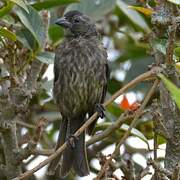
[
  {"x1": 12, "y1": 67, "x2": 161, "y2": 180},
  {"x1": 16, "y1": 120, "x2": 35, "y2": 129},
  {"x1": 15, "y1": 118, "x2": 47, "y2": 163},
  {"x1": 154, "y1": 131, "x2": 158, "y2": 180},
  {"x1": 87, "y1": 112, "x2": 136, "y2": 146},
  {"x1": 95, "y1": 79, "x2": 159, "y2": 179},
  {"x1": 147, "y1": 158, "x2": 172, "y2": 178}
]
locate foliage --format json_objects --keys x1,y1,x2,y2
[{"x1": 0, "y1": 0, "x2": 179, "y2": 180}]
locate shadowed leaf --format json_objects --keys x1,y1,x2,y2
[
  {"x1": 32, "y1": 0, "x2": 80, "y2": 11},
  {"x1": 16, "y1": 5, "x2": 46, "y2": 49},
  {"x1": 65, "y1": 0, "x2": 116, "y2": 21}
]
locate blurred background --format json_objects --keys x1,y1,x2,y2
[{"x1": 1, "y1": 0, "x2": 177, "y2": 179}]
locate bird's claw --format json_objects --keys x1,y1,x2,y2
[
  {"x1": 95, "y1": 103, "x2": 105, "y2": 118},
  {"x1": 67, "y1": 135, "x2": 79, "y2": 149}
]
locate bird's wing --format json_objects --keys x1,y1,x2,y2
[{"x1": 101, "y1": 62, "x2": 110, "y2": 103}]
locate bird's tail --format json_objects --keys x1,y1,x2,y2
[{"x1": 47, "y1": 114, "x2": 89, "y2": 177}]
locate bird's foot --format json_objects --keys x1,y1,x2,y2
[
  {"x1": 67, "y1": 135, "x2": 79, "y2": 149},
  {"x1": 95, "y1": 103, "x2": 105, "y2": 118}
]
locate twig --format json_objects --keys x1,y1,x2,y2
[
  {"x1": 31, "y1": 149, "x2": 53, "y2": 156},
  {"x1": 21, "y1": 112, "x2": 144, "y2": 156},
  {"x1": 95, "y1": 79, "x2": 159, "y2": 180},
  {"x1": 147, "y1": 158, "x2": 172, "y2": 178},
  {"x1": 138, "y1": 165, "x2": 151, "y2": 179},
  {"x1": 86, "y1": 112, "x2": 136, "y2": 146},
  {"x1": 12, "y1": 67, "x2": 161, "y2": 180},
  {"x1": 15, "y1": 118, "x2": 47, "y2": 163},
  {"x1": 16, "y1": 120, "x2": 35, "y2": 129}
]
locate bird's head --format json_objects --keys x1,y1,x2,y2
[{"x1": 55, "y1": 11, "x2": 98, "y2": 38}]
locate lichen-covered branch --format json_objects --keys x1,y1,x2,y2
[{"x1": 151, "y1": 0, "x2": 180, "y2": 171}]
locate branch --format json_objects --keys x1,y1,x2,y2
[
  {"x1": 137, "y1": 165, "x2": 151, "y2": 179},
  {"x1": 16, "y1": 120, "x2": 35, "y2": 129},
  {"x1": 166, "y1": 15, "x2": 177, "y2": 65},
  {"x1": 29, "y1": 112, "x2": 144, "y2": 157},
  {"x1": 15, "y1": 118, "x2": 47, "y2": 163},
  {"x1": 87, "y1": 112, "x2": 137, "y2": 146},
  {"x1": 12, "y1": 67, "x2": 161, "y2": 180},
  {"x1": 1, "y1": 121, "x2": 22, "y2": 178},
  {"x1": 95, "y1": 79, "x2": 159, "y2": 179}
]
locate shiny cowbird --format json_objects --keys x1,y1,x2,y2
[{"x1": 47, "y1": 10, "x2": 109, "y2": 177}]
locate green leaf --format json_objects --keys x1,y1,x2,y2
[
  {"x1": 0, "y1": 1, "x2": 14, "y2": 18},
  {"x1": 121, "y1": 123, "x2": 149, "y2": 145},
  {"x1": 16, "y1": 5, "x2": 46, "y2": 49},
  {"x1": 48, "y1": 25, "x2": 64, "y2": 43},
  {"x1": 16, "y1": 29, "x2": 38, "y2": 50},
  {"x1": 167, "y1": 0, "x2": 180, "y2": 5},
  {"x1": 36, "y1": 51, "x2": 55, "y2": 64},
  {"x1": 32, "y1": 0, "x2": 80, "y2": 11},
  {"x1": 9, "y1": 0, "x2": 29, "y2": 13},
  {"x1": 0, "y1": 28, "x2": 16, "y2": 41},
  {"x1": 116, "y1": 0, "x2": 149, "y2": 31},
  {"x1": 65, "y1": 0, "x2": 116, "y2": 21},
  {"x1": 107, "y1": 103, "x2": 123, "y2": 118},
  {"x1": 159, "y1": 73, "x2": 180, "y2": 109},
  {"x1": 174, "y1": 47, "x2": 180, "y2": 57}
]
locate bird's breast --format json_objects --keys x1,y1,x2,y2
[{"x1": 54, "y1": 37, "x2": 107, "y2": 116}]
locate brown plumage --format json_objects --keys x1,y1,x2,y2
[{"x1": 47, "y1": 10, "x2": 109, "y2": 177}]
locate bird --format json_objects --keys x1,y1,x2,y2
[{"x1": 47, "y1": 10, "x2": 109, "y2": 178}]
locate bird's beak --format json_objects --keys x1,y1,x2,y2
[{"x1": 55, "y1": 17, "x2": 72, "y2": 28}]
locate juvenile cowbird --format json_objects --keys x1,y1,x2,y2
[{"x1": 47, "y1": 10, "x2": 109, "y2": 177}]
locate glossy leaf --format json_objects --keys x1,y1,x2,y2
[
  {"x1": 10, "y1": 0, "x2": 29, "y2": 13},
  {"x1": 16, "y1": 5, "x2": 46, "y2": 48},
  {"x1": 159, "y1": 74, "x2": 180, "y2": 109},
  {"x1": 16, "y1": 29, "x2": 38, "y2": 50},
  {"x1": 117, "y1": 0, "x2": 149, "y2": 31},
  {"x1": 36, "y1": 51, "x2": 55, "y2": 64},
  {"x1": 0, "y1": 28, "x2": 16, "y2": 41},
  {"x1": 32, "y1": 0, "x2": 80, "y2": 11},
  {"x1": 65, "y1": 0, "x2": 116, "y2": 21}
]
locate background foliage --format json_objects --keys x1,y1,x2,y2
[{"x1": 0, "y1": 0, "x2": 179, "y2": 180}]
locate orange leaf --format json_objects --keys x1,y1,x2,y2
[
  {"x1": 128, "y1": 6, "x2": 154, "y2": 16},
  {"x1": 119, "y1": 95, "x2": 131, "y2": 110}
]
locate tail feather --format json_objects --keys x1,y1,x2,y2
[
  {"x1": 47, "y1": 119, "x2": 67, "y2": 175},
  {"x1": 73, "y1": 131, "x2": 89, "y2": 176},
  {"x1": 47, "y1": 114, "x2": 89, "y2": 177}
]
